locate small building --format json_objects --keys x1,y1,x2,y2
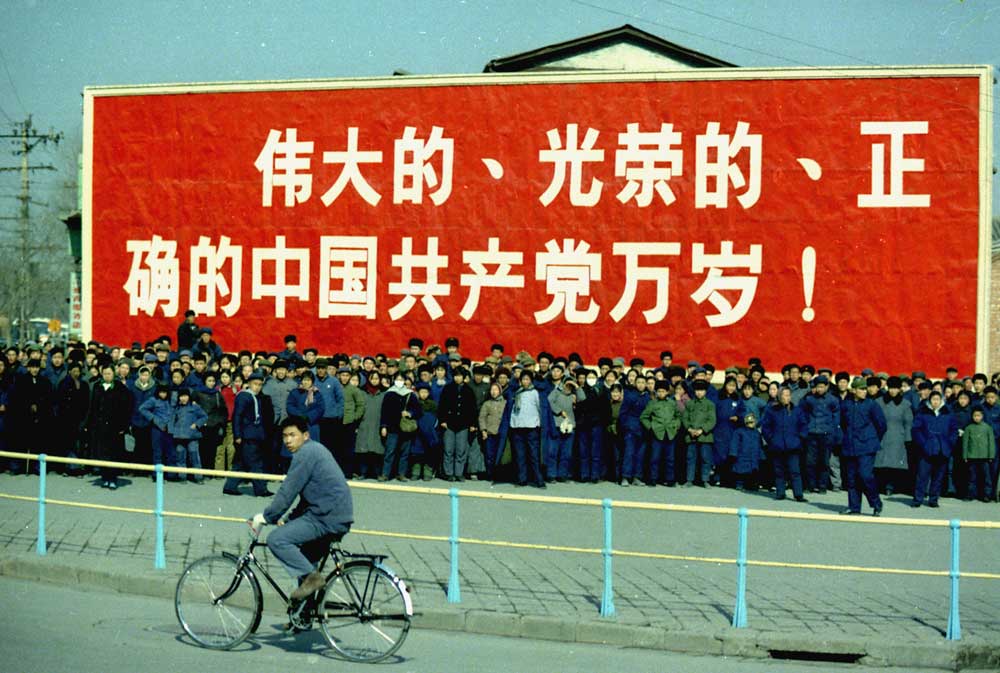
[{"x1": 483, "y1": 24, "x2": 734, "y2": 73}]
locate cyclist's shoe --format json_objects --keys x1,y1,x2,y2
[{"x1": 290, "y1": 571, "x2": 326, "y2": 600}]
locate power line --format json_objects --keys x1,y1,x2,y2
[
  {"x1": 0, "y1": 46, "x2": 26, "y2": 116},
  {"x1": 567, "y1": 0, "x2": 815, "y2": 66},
  {"x1": 650, "y1": 0, "x2": 878, "y2": 66}
]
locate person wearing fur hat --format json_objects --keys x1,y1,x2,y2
[{"x1": 875, "y1": 376, "x2": 913, "y2": 496}]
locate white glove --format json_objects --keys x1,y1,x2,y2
[{"x1": 251, "y1": 513, "x2": 267, "y2": 528}]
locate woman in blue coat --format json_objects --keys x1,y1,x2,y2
[
  {"x1": 712, "y1": 377, "x2": 745, "y2": 486},
  {"x1": 286, "y1": 371, "x2": 326, "y2": 444},
  {"x1": 840, "y1": 377, "x2": 887, "y2": 516},
  {"x1": 911, "y1": 391, "x2": 958, "y2": 508},
  {"x1": 761, "y1": 387, "x2": 807, "y2": 501}
]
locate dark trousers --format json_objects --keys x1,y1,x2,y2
[
  {"x1": 967, "y1": 459, "x2": 992, "y2": 500},
  {"x1": 621, "y1": 430, "x2": 644, "y2": 480},
  {"x1": 132, "y1": 426, "x2": 153, "y2": 466},
  {"x1": 320, "y1": 417, "x2": 342, "y2": 454},
  {"x1": 804, "y1": 433, "x2": 832, "y2": 491},
  {"x1": 484, "y1": 434, "x2": 502, "y2": 478},
  {"x1": 648, "y1": 436, "x2": 675, "y2": 483},
  {"x1": 382, "y1": 432, "x2": 410, "y2": 478},
  {"x1": 510, "y1": 427, "x2": 543, "y2": 486},
  {"x1": 914, "y1": 455, "x2": 948, "y2": 504},
  {"x1": 843, "y1": 453, "x2": 882, "y2": 512},
  {"x1": 547, "y1": 433, "x2": 574, "y2": 480},
  {"x1": 223, "y1": 439, "x2": 270, "y2": 495},
  {"x1": 199, "y1": 425, "x2": 221, "y2": 475},
  {"x1": 686, "y1": 442, "x2": 712, "y2": 484},
  {"x1": 576, "y1": 425, "x2": 602, "y2": 481},
  {"x1": 267, "y1": 513, "x2": 349, "y2": 579},
  {"x1": 772, "y1": 451, "x2": 804, "y2": 499}
]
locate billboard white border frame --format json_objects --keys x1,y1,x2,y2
[{"x1": 81, "y1": 65, "x2": 993, "y2": 371}]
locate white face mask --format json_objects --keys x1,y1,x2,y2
[
  {"x1": 394, "y1": 379, "x2": 405, "y2": 388},
  {"x1": 586, "y1": 377, "x2": 598, "y2": 387},
  {"x1": 482, "y1": 375, "x2": 491, "y2": 384}
]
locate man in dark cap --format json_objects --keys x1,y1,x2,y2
[
  {"x1": 87, "y1": 362, "x2": 133, "y2": 489},
  {"x1": 177, "y1": 309, "x2": 200, "y2": 351},
  {"x1": 840, "y1": 377, "x2": 886, "y2": 516},
  {"x1": 408, "y1": 338, "x2": 424, "y2": 357},
  {"x1": 192, "y1": 326, "x2": 223, "y2": 363},
  {"x1": 277, "y1": 335, "x2": 304, "y2": 368},
  {"x1": 799, "y1": 374, "x2": 840, "y2": 494}
]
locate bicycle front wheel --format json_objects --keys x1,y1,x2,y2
[
  {"x1": 175, "y1": 554, "x2": 262, "y2": 649},
  {"x1": 319, "y1": 561, "x2": 411, "y2": 663}
]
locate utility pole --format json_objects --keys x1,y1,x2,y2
[{"x1": 0, "y1": 115, "x2": 62, "y2": 343}]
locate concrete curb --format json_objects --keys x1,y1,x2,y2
[{"x1": 2, "y1": 554, "x2": 998, "y2": 671}]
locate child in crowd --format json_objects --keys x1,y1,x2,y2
[
  {"x1": 730, "y1": 413, "x2": 765, "y2": 491},
  {"x1": 139, "y1": 383, "x2": 174, "y2": 480},
  {"x1": 479, "y1": 382, "x2": 508, "y2": 482},
  {"x1": 682, "y1": 380, "x2": 716, "y2": 487},
  {"x1": 410, "y1": 381, "x2": 439, "y2": 481},
  {"x1": 962, "y1": 406, "x2": 995, "y2": 502},
  {"x1": 168, "y1": 388, "x2": 208, "y2": 483},
  {"x1": 639, "y1": 380, "x2": 681, "y2": 486}
]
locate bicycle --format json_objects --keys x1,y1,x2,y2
[{"x1": 175, "y1": 522, "x2": 413, "y2": 663}]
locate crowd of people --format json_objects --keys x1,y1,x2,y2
[{"x1": 1, "y1": 309, "x2": 998, "y2": 516}]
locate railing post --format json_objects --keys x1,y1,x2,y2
[
  {"x1": 154, "y1": 463, "x2": 166, "y2": 570},
  {"x1": 447, "y1": 487, "x2": 461, "y2": 603},
  {"x1": 600, "y1": 498, "x2": 615, "y2": 617},
  {"x1": 946, "y1": 519, "x2": 961, "y2": 640},
  {"x1": 36, "y1": 454, "x2": 46, "y2": 556},
  {"x1": 732, "y1": 507, "x2": 749, "y2": 628}
]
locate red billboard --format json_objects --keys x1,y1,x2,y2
[{"x1": 83, "y1": 68, "x2": 991, "y2": 374}]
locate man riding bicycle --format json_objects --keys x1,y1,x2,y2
[{"x1": 251, "y1": 415, "x2": 354, "y2": 600}]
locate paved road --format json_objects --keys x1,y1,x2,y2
[
  {"x1": 0, "y1": 470, "x2": 997, "y2": 642},
  {"x1": 0, "y1": 576, "x2": 961, "y2": 673}
]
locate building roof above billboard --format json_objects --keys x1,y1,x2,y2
[{"x1": 483, "y1": 23, "x2": 736, "y2": 73}]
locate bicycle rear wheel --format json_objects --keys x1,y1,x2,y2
[
  {"x1": 175, "y1": 554, "x2": 262, "y2": 649},
  {"x1": 319, "y1": 561, "x2": 411, "y2": 663}
]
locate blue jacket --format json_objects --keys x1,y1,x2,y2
[
  {"x1": 800, "y1": 392, "x2": 841, "y2": 436},
  {"x1": 286, "y1": 387, "x2": 326, "y2": 442},
  {"x1": 314, "y1": 374, "x2": 344, "y2": 419},
  {"x1": 128, "y1": 380, "x2": 157, "y2": 428},
  {"x1": 741, "y1": 394, "x2": 767, "y2": 427},
  {"x1": 912, "y1": 404, "x2": 958, "y2": 458},
  {"x1": 232, "y1": 390, "x2": 267, "y2": 441},
  {"x1": 169, "y1": 401, "x2": 208, "y2": 440},
  {"x1": 840, "y1": 397, "x2": 886, "y2": 457},
  {"x1": 139, "y1": 396, "x2": 173, "y2": 432},
  {"x1": 619, "y1": 388, "x2": 649, "y2": 435},
  {"x1": 712, "y1": 395, "x2": 745, "y2": 464},
  {"x1": 730, "y1": 426, "x2": 765, "y2": 474},
  {"x1": 761, "y1": 403, "x2": 806, "y2": 452}
]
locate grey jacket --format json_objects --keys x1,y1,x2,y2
[{"x1": 263, "y1": 439, "x2": 353, "y2": 532}]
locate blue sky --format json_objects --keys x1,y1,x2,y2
[{"x1": 0, "y1": 0, "x2": 997, "y2": 212}]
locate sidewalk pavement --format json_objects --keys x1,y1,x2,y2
[{"x1": 0, "y1": 470, "x2": 997, "y2": 670}]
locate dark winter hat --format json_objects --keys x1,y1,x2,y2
[
  {"x1": 415, "y1": 381, "x2": 431, "y2": 391},
  {"x1": 946, "y1": 366, "x2": 959, "y2": 373},
  {"x1": 912, "y1": 371, "x2": 927, "y2": 380},
  {"x1": 66, "y1": 361, "x2": 82, "y2": 372},
  {"x1": 861, "y1": 368, "x2": 874, "y2": 377},
  {"x1": 692, "y1": 379, "x2": 710, "y2": 391},
  {"x1": 184, "y1": 309, "x2": 196, "y2": 317},
  {"x1": 748, "y1": 357, "x2": 762, "y2": 367},
  {"x1": 801, "y1": 364, "x2": 816, "y2": 375},
  {"x1": 315, "y1": 358, "x2": 329, "y2": 368},
  {"x1": 284, "y1": 334, "x2": 297, "y2": 343},
  {"x1": 408, "y1": 337, "x2": 424, "y2": 349},
  {"x1": 179, "y1": 349, "x2": 192, "y2": 357},
  {"x1": 337, "y1": 366, "x2": 352, "y2": 374},
  {"x1": 887, "y1": 376, "x2": 903, "y2": 389},
  {"x1": 918, "y1": 381, "x2": 933, "y2": 391},
  {"x1": 177, "y1": 387, "x2": 192, "y2": 397},
  {"x1": 155, "y1": 383, "x2": 169, "y2": 393},
  {"x1": 490, "y1": 343, "x2": 504, "y2": 353},
  {"x1": 703, "y1": 363, "x2": 716, "y2": 373},
  {"x1": 549, "y1": 361, "x2": 565, "y2": 371},
  {"x1": 654, "y1": 380, "x2": 671, "y2": 392},
  {"x1": 274, "y1": 359, "x2": 289, "y2": 369},
  {"x1": 659, "y1": 350, "x2": 673, "y2": 359},
  {"x1": 473, "y1": 364, "x2": 491, "y2": 376},
  {"x1": 813, "y1": 374, "x2": 830, "y2": 385},
  {"x1": 835, "y1": 371, "x2": 851, "y2": 383},
  {"x1": 445, "y1": 337, "x2": 460, "y2": 348},
  {"x1": 629, "y1": 358, "x2": 645, "y2": 367},
  {"x1": 452, "y1": 367, "x2": 470, "y2": 379},
  {"x1": 303, "y1": 347, "x2": 318, "y2": 356},
  {"x1": 200, "y1": 327, "x2": 213, "y2": 335},
  {"x1": 519, "y1": 370, "x2": 534, "y2": 381},
  {"x1": 537, "y1": 351, "x2": 553, "y2": 363},
  {"x1": 850, "y1": 377, "x2": 866, "y2": 389},
  {"x1": 693, "y1": 366, "x2": 707, "y2": 375},
  {"x1": 686, "y1": 359, "x2": 699, "y2": 368},
  {"x1": 143, "y1": 353, "x2": 157, "y2": 363},
  {"x1": 247, "y1": 371, "x2": 264, "y2": 382},
  {"x1": 984, "y1": 385, "x2": 998, "y2": 395},
  {"x1": 866, "y1": 376, "x2": 881, "y2": 388},
  {"x1": 568, "y1": 352, "x2": 583, "y2": 364},
  {"x1": 598, "y1": 357, "x2": 613, "y2": 368}
]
